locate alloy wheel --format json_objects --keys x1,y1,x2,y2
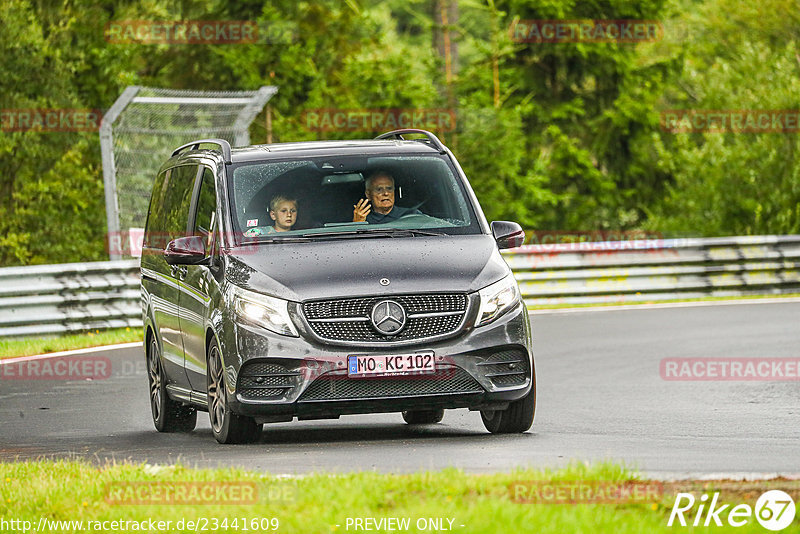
[
  {"x1": 208, "y1": 344, "x2": 225, "y2": 434},
  {"x1": 148, "y1": 338, "x2": 162, "y2": 422}
]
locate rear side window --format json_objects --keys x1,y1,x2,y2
[
  {"x1": 144, "y1": 165, "x2": 199, "y2": 249},
  {"x1": 144, "y1": 168, "x2": 171, "y2": 242}
]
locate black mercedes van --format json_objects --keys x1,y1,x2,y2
[{"x1": 141, "y1": 129, "x2": 535, "y2": 443}]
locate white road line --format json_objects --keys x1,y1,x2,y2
[
  {"x1": 529, "y1": 297, "x2": 800, "y2": 315},
  {"x1": 0, "y1": 341, "x2": 142, "y2": 365}
]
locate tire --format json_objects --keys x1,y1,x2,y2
[
  {"x1": 147, "y1": 335, "x2": 197, "y2": 433},
  {"x1": 402, "y1": 409, "x2": 445, "y2": 425},
  {"x1": 207, "y1": 341, "x2": 262, "y2": 444},
  {"x1": 481, "y1": 382, "x2": 536, "y2": 434}
]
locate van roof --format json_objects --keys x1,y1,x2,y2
[
  {"x1": 228, "y1": 139, "x2": 442, "y2": 163},
  {"x1": 169, "y1": 129, "x2": 448, "y2": 165}
]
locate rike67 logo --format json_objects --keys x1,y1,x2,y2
[{"x1": 668, "y1": 490, "x2": 796, "y2": 531}]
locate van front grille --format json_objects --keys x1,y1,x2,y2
[{"x1": 302, "y1": 294, "x2": 468, "y2": 344}]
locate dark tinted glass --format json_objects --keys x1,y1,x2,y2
[
  {"x1": 192, "y1": 168, "x2": 217, "y2": 256},
  {"x1": 227, "y1": 155, "x2": 480, "y2": 240},
  {"x1": 144, "y1": 169, "x2": 170, "y2": 248},
  {"x1": 145, "y1": 165, "x2": 198, "y2": 249}
]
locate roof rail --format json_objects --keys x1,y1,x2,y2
[
  {"x1": 375, "y1": 129, "x2": 446, "y2": 153},
  {"x1": 171, "y1": 138, "x2": 232, "y2": 164}
]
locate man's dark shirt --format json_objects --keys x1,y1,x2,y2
[{"x1": 365, "y1": 205, "x2": 420, "y2": 224}]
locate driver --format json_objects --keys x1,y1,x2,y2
[{"x1": 352, "y1": 172, "x2": 419, "y2": 224}]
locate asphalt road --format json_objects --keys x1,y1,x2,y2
[{"x1": 1, "y1": 301, "x2": 798, "y2": 476}]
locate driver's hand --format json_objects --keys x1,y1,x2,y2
[{"x1": 353, "y1": 198, "x2": 371, "y2": 222}]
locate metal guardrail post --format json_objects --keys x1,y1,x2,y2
[
  {"x1": 100, "y1": 86, "x2": 141, "y2": 261},
  {"x1": 233, "y1": 86, "x2": 278, "y2": 147},
  {"x1": 100, "y1": 85, "x2": 278, "y2": 261}
]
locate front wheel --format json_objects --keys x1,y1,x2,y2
[
  {"x1": 207, "y1": 341, "x2": 262, "y2": 444},
  {"x1": 147, "y1": 335, "x2": 197, "y2": 433},
  {"x1": 481, "y1": 384, "x2": 535, "y2": 434}
]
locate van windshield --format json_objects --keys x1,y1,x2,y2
[{"x1": 228, "y1": 154, "x2": 481, "y2": 241}]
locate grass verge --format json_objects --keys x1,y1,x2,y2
[
  {"x1": 0, "y1": 328, "x2": 141, "y2": 360},
  {"x1": 1, "y1": 460, "x2": 798, "y2": 533}
]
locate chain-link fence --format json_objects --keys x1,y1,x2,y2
[{"x1": 100, "y1": 86, "x2": 277, "y2": 259}]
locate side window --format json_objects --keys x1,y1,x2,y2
[
  {"x1": 144, "y1": 169, "x2": 171, "y2": 249},
  {"x1": 192, "y1": 168, "x2": 217, "y2": 256},
  {"x1": 161, "y1": 165, "x2": 199, "y2": 246}
]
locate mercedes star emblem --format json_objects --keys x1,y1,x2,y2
[
  {"x1": 380, "y1": 278, "x2": 390, "y2": 286},
  {"x1": 370, "y1": 300, "x2": 407, "y2": 335}
]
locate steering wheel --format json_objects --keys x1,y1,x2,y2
[{"x1": 406, "y1": 198, "x2": 428, "y2": 212}]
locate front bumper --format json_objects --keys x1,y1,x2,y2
[{"x1": 220, "y1": 301, "x2": 533, "y2": 422}]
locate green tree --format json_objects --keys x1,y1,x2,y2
[
  {"x1": 647, "y1": 0, "x2": 800, "y2": 235},
  {"x1": 0, "y1": 0, "x2": 108, "y2": 264}
]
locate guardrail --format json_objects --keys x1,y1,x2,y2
[
  {"x1": 0, "y1": 260, "x2": 141, "y2": 337},
  {"x1": 506, "y1": 235, "x2": 800, "y2": 306},
  {"x1": 0, "y1": 235, "x2": 798, "y2": 337}
]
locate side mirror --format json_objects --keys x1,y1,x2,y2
[
  {"x1": 164, "y1": 236, "x2": 208, "y2": 265},
  {"x1": 491, "y1": 221, "x2": 525, "y2": 250}
]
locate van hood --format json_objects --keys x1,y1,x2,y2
[{"x1": 225, "y1": 234, "x2": 509, "y2": 302}]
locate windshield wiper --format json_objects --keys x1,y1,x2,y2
[
  {"x1": 240, "y1": 236, "x2": 314, "y2": 244},
  {"x1": 298, "y1": 228, "x2": 442, "y2": 239},
  {"x1": 378, "y1": 228, "x2": 442, "y2": 237}
]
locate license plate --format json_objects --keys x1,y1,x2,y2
[{"x1": 347, "y1": 351, "x2": 435, "y2": 377}]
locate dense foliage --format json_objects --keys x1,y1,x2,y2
[{"x1": 0, "y1": 0, "x2": 798, "y2": 265}]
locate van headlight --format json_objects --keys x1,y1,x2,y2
[
  {"x1": 475, "y1": 274, "x2": 522, "y2": 327},
  {"x1": 230, "y1": 285, "x2": 299, "y2": 337}
]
